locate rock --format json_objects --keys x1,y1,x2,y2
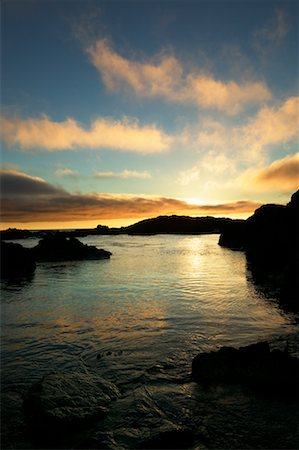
[
  {"x1": 0, "y1": 241, "x2": 36, "y2": 278},
  {"x1": 218, "y1": 220, "x2": 246, "y2": 250},
  {"x1": 24, "y1": 372, "x2": 120, "y2": 435},
  {"x1": 218, "y1": 190, "x2": 299, "y2": 311},
  {"x1": 31, "y1": 233, "x2": 112, "y2": 261},
  {"x1": 192, "y1": 342, "x2": 298, "y2": 393},
  {"x1": 0, "y1": 228, "x2": 33, "y2": 240},
  {"x1": 139, "y1": 428, "x2": 195, "y2": 449}
]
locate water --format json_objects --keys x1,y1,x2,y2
[{"x1": 1, "y1": 234, "x2": 298, "y2": 448}]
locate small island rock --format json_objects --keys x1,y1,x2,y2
[{"x1": 31, "y1": 234, "x2": 112, "y2": 261}]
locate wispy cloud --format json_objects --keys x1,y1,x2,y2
[
  {"x1": 195, "y1": 96, "x2": 299, "y2": 162},
  {"x1": 55, "y1": 168, "x2": 78, "y2": 177},
  {"x1": 95, "y1": 170, "x2": 151, "y2": 179},
  {"x1": 178, "y1": 151, "x2": 236, "y2": 186},
  {"x1": 238, "y1": 96, "x2": 299, "y2": 160},
  {"x1": 0, "y1": 115, "x2": 172, "y2": 153},
  {"x1": 253, "y1": 8, "x2": 289, "y2": 53},
  {"x1": 0, "y1": 169, "x2": 261, "y2": 223},
  {"x1": 87, "y1": 39, "x2": 272, "y2": 115}
]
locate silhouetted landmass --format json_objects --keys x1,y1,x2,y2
[
  {"x1": 0, "y1": 216, "x2": 244, "y2": 239},
  {"x1": 192, "y1": 341, "x2": 298, "y2": 394},
  {"x1": 0, "y1": 235, "x2": 111, "y2": 278},
  {"x1": 32, "y1": 234, "x2": 112, "y2": 262},
  {"x1": 0, "y1": 228, "x2": 34, "y2": 240},
  {"x1": 219, "y1": 190, "x2": 299, "y2": 310},
  {"x1": 121, "y1": 215, "x2": 232, "y2": 235},
  {"x1": 0, "y1": 241, "x2": 36, "y2": 278}
]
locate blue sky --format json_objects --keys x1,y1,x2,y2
[{"x1": 1, "y1": 0, "x2": 298, "y2": 229}]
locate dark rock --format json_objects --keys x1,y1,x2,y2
[
  {"x1": 0, "y1": 228, "x2": 33, "y2": 240},
  {"x1": 24, "y1": 372, "x2": 120, "y2": 438},
  {"x1": 0, "y1": 241, "x2": 36, "y2": 278},
  {"x1": 31, "y1": 233, "x2": 112, "y2": 262},
  {"x1": 218, "y1": 190, "x2": 299, "y2": 311},
  {"x1": 192, "y1": 342, "x2": 298, "y2": 393},
  {"x1": 139, "y1": 428, "x2": 195, "y2": 449},
  {"x1": 218, "y1": 220, "x2": 246, "y2": 249}
]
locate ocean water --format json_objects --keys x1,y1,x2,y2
[{"x1": 1, "y1": 234, "x2": 298, "y2": 448}]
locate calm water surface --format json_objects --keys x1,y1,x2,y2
[{"x1": 1, "y1": 234, "x2": 297, "y2": 389}]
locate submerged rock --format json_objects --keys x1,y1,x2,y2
[
  {"x1": 192, "y1": 342, "x2": 298, "y2": 393},
  {"x1": 0, "y1": 241, "x2": 36, "y2": 278},
  {"x1": 24, "y1": 372, "x2": 120, "y2": 435},
  {"x1": 32, "y1": 234, "x2": 112, "y2": 261}
]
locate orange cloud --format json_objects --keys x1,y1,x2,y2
[
  {"x1": 0, "y1": 115, "x2": 172, "y2": 153},
  {"x1": 87, "y1": 39, "x2": 271, "y2": 114},
  {"x1": 0, "y1": 169, "x2": 261, "y2": 224},
  {"x1": 240, "y1": 96, "x2": 299, "y2": 159},
  {"x1": 239, "y1": 153, "x2": 299, "y2": 192},
  {"x1": 194, "y1": 96, "x2": 299, "y2": 162}
]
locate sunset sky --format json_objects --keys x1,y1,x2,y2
[{"x1": 1, "y1": 0, "x2": 298, "y2": 229}]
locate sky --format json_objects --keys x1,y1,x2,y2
[{"x1": 1, "y1": 0, "x2": 298, "y2": 229}]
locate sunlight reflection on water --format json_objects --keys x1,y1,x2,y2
[{"x1": 1, "y1": 234, "x2": 297, "y2": 391}]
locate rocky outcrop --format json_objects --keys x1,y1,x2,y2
[
  {"x1": 24, "y1": 372, "x2": 120, "y2": 441},
  {"x1": 218, "y1": 220, "x2": 246, "y2": 249},
  {"x1": 0, "y1": 241, "x2": 36, "y2": 278},
  {"x1": 218, "y1": 190, "x2": 299, "y2": 310},
  {"x1": 192, "y1": 342, "x2": 298, "y2": 393},
  {"x1": 31, "y1": 234, "x2": 112, "y2": 261}
]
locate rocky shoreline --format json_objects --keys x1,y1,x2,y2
[
  {"x1": 0, "y1": 234, "x2": 112, "y2": 278},
  {"x1": 2, "y1": 338, "x2": 295, "y2": 449},
  {"x1": 219, "y1": 190, "x2": 298, "y2": 313}
]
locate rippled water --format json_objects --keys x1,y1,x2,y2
[{"x1": 1, "y1": 234, "x2": 298, "y2": 448}]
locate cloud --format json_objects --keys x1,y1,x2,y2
[
  {"x1": 87, "y1": 39, "x2": 272, "y2": 114},
  {"x1": 178, "y1": 151, "x2": 236, "y2": 186},
  {"x1": 0, "y1": 169, "x2": 61, "y2": 196},
  {"x1": 0, "y1": 115, "x2": 172, "y2": 153},
  {"x1": 95, "y1": 170, "x2": 151, "y2": 179},
  {"x1": 194, "y1": 96, "x2": 299, "y2": 163},
  {"x1": 0, "y1": 169, "x2": 261, "y2": 223},
  {"x1": 253, "y1": 8, "x2": 289, "y2": 50},
  {"x1": 55, "y1": 168, "x2": 78, "y2": 177},
  {"x1": 239, "y1": 153, "x2": 299, "y2": 192},
  {"x1": 239, "y1": 96, "x2": 299, "y2": 160}
]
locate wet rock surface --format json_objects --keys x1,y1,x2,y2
[
  {"x1": 192, "y1": 342, "x2": 298, "y2": 393},
  {"x1": 31, "y1": 234, "x2": 112, "y2": 261},
  {"x1": 23, "y1": 372, "x2": 120, "y2": 446},
  {"x1": 16, "y1": 356, "x2": 298, "y2": 450}
]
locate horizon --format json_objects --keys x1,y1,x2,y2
[
  {"x1": 0, "y1": 193, "x2": 293, "y2": 232},
  {"x1": 1, "y1": 0, "x2": 298, "y2": 229},
  {"x1": 0, "y1": 212, "x2": 249, "y2": 232}
]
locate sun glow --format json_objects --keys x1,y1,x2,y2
[{"x1": 180, "y1": 197, "x2": 207, "y2": 206}]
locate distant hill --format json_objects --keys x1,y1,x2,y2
[
  {"x1": 0, "y1": 216, "x2": 245, "y2": 239},
  {"x1": 118, "y1": 215, "x2": 243, "y2": 235}
]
